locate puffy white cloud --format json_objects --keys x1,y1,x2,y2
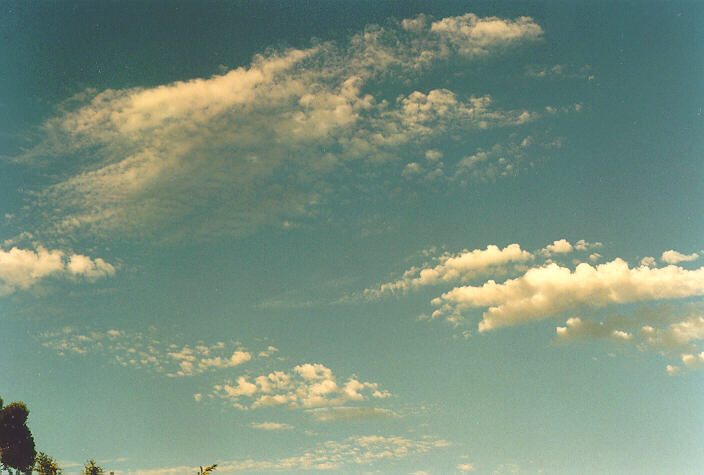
[
  {"x1": 0, "y1": 246, "x2": 114, "y2": 295},
  {"x1": 211, "y1": 364, "x2": 389, "y2": 410},
  {"x1": 431, "y1": 259, "x2": 704, "y2": 331},
  {"x1": 661, "y1": 250, "x2": 699, "y2": 264},
  {"x1": 367, "y1": 243, "x2": 532, "y2": 297},
  {"x1": 640, "y1": 256, "x2": 657, "y2": 267},
  {"x1": 681, "y1": 352, "x2": 704, "y2": 368},
  {"x1": 457, "y1": 462, "x2": 476, "y2": 471},
  {"x1": 20, "y1": 12, "x2": 546, "y2": 241},
  {"x1": 541, "y1": 238, "x2": 573, "y2": 255},
  {"x1": 67, "y1": 254, "x2": 116, "y2": 280}
]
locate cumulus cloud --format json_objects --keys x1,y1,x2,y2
[
  {"x1": 210, "y1": 363, "x2": 390, "y2": 410},
  {"x1": 430, "y1": 259, "x2": 704, "y2": 331},
  {"x1": 0, "y1": 246, "x2": 114, "y2": 295},
  {"x1": 367, "y1": 243, "x2": 532, "y2": 297},
  {"x1": 661, "y1": 250, "x2": 699, "y2": 264},
  {"x1": 18, "y1": 12, "x2": 547, "y2": 241},
  {"x1": 541, "y1": 238, "x2": 573, "y2": 255}
]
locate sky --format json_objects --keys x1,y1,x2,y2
[{"x1": 1, "y1": 0, "x2": 703, "y2": 473}]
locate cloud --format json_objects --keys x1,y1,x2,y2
[
  {"x1": 666, "y1": 364, "x2": 681, "y2": 375},
  {"x1": 430, "y1": 259, "x2": 704, "y2": 331},
  {"x1": 210, "y1": 363, "x2": 390, "y2": 410},
  {"x1": 639, "y1": 315, "x2": 704, "y2": 350},
  {"x1": 661, "y1": 250, "x2": 699, "y2": 264},
  {"x1": 133, "y1": 434, "x2": 451, "y2": 473},
  {"x1": 429, "y1": 13, "x2": 543, "y2": 57},
  {"x1": 681, "y1": 352, "x2": 704, "y2": 368},
  {"x1": 18, "y1": 12, "x2": 547, "y2": 241},
  {"x1": 541, "y1": 238, "x2": 573, "y2": 255},
  {"x1": 0, "y1": 246, "x2": 114, "y2": 295},
  {"x1": 525, "y1": 64, "x2": 592, "y2": 80},
  {"x1": 249, "y1": 422, "x2": 294, "y2": 431},
  {"x1": 454, "y1": 139, "x2": 535, "y2": 183},
  {"x1": 366, "y1": 243, "x2": 533, "y2": 297},
  {"x1": 39, "y1": 327, "x2": 262, "y2": 376},
  {"x1": 457, "y1": 462, "x2": 476, "y2": 471},
  {"x1": 306, "y1": 406, "x2": 397, "y2": 422},
  {"x1": 556, "y1": 317, "x2": 634, "y2": 343},
  {"x1": 552, "y1": 308, "x2": 704, "y2": 374}
]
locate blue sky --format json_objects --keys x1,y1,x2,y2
[{"x1": 1, "y1": 1, "x2": 703, "y2": 473}]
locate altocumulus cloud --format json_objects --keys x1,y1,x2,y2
[{"x1": 17, "y1": 12, "x2": 551, "y2": 241}]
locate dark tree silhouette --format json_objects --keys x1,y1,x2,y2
[{"x1": 0, "y1": 396, "x2": 37, "y2": 473}]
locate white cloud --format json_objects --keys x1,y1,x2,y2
[
  {"x1": 457, "y1": 462, "x2": 476, "y2": 471},
  {"x1": 661, "y1": 250, "x2": 699, "y2": 264},
  {"x1": 134, "y1": 434, "x2": 450, "y2": 473},
  {"x1": 640, "y1": 256, "x2": 657, "y2": 267},
  {"x1": 681, "y1": 352, "x2": 704, "y2": 368},
  {"x1": 556, "y1": 317, "x2": 633, "y2": 343},
  {"x1": 525, "y1": 64, "x2": 592, "y2": 80},
  {"x1": 0, "y1": 246, "x2": 114, "y2": 295},
  {"x1": 211, "y1": 364, "x2": 389, "y2": 410},
  {"x1": 429, "y1": 13, "x2": 543, "y2": 57},
  {"x1": 431, "y1": 259, "x2": 704, "y2": 331},
  {"x1": 639, "y1": 315, "x2": 704, "y2": 350},
  {"x1": 666, "y1": 364, "x2": 681, "y2": 375},
  {"x1": 541, "y1": 238, "x2": 573, "y2": 255},
  {"x1": 306, "y1": 406, "x2": 396, "y2": 422},
  {"x1": 367, "y1": 243, "x2": 532, "y2": 297},
  {"x1": 40, "y1": 327, "x2": 262, "y2": 376},
  {"x1": 249, "y1": 422, "x2": 294, "y2": 431},
  {"x1": 454, "y1": 139, "x2": 533, "y2": 183},
  {"x1": 20, "y1": 12, "x2": 547, "y2": 241}
]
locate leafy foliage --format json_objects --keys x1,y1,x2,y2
[
  {"x1": 35, "y1": 452, "x2": 62, "y2": 474},
  {"x1": 83, "y1": 459, "x2": 104, "y2": 475},
  {"x1": 0, "y1": 397, "x2": 37, "y2": 472}
]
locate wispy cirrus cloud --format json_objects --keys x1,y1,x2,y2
[{"x1": 15, "y1": 12, "x2": 555, "y2": 242}]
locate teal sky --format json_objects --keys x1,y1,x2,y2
[{"x1": 1, "y1": 1, "x2": 703, "y2": 473}]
